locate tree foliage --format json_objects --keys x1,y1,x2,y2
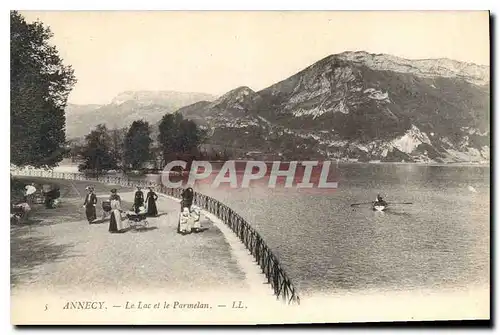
[
  {"x1": 78, "y1": 124, "x2": 118, "y2": 176},
  {"x1": 124, "y1": 120, "x2": 152, "y2": 170},
  {"x1": 158, "y1": 113, "x2": 206, "y2": 164},
  {"x1": 10, "y1": 11, "x2": 76, "y2": 168},
  {"x1": 110, "y1": 128, "x2": 126, "y2": 170}
]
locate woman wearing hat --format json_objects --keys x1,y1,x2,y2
[
  {"x1": 133, "y1": 186, "x2": 145, "y2": 214},
  {"x1": 83, "y1": 186, "x2": 97, "y2": 224},
  {"x1": 108, "y1": 189, "x2": 124, "y2": 233},
  {"x1": 145, "y1": 187, "x2": 158, "y2": 217}
]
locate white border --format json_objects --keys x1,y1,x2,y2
[{"x1": 3, "y1": 1, "x2": 497, "y2": 10}]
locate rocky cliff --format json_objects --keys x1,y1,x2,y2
[{"x1": 177, "y1": 51, "x2": 490, "y2": 163}]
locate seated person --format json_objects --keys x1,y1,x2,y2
[
  {"x1": 43, "y1": 186, "x2": 61, "y2": 209},
  {"x1": 11, "y1": 200, "x2": 31, "y2": 224},
  {"x1": 374, "y1": 194, "x2": 388, "y2": 207}
]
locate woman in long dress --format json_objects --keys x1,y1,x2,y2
[
  {"x1": 83, "y1": 187, "x2": 97, "y2": 224},
  {"x1": 146, "y1": 187, "x2": 158, "y2": 217},
  {"x1": 133, "y1": 187, "x2": 145, "y2": 213},
  {"x1": 108, "y1": 189, "x2": 124, "y2": 233}
]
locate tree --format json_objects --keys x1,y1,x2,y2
[
  {"x1": 66, "y1": 138, "x2": 85, "y2": 163},
  {"x1": 176, "y1": 119, "x2": 205, "y2": 153},
  {"x1": 110, "y1": 128, "x2": 126, "y2": 170},
  {"x1": 158, "y1": 113, "x2": 205, "y2": 166},
  {"x1": 158, "y1": 113, "x2": 182, "y2": 163},
  {"x1": 124, "y1": 120, "x2": 152, "y2": 170},
  {"x1": 78, "y1": 124, "x2": 118, "y2": 176},
  {"x1": 10, "y1": 11, "x2": 76, "y2": 168},
  {"x1": 149, "y1": 144, "x2": 163, "y2": 170}
]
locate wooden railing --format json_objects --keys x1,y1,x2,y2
[{"x1": 10, "y1": 168, "x2": 301, "y2": 305}]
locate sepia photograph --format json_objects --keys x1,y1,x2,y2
[{"x1": 9, "y1": 9, "x2": 490, "y2": 325}]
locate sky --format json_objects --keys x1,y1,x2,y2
[{"x1": 19, "y1": 10, "x2": 490, "y2": 105}]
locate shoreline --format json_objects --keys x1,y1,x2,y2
[
  {"x1": 334, "y1": 161, "x2": 491, "y2": 167},
  {"x1": 20, "y1": 160, "x2": 491, "y2": 178}
]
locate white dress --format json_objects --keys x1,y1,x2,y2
[
  {"x1": 110, "y1": 199, "x2": 124, "y2": 231},
  {"x1": 191, "y1": 207, "x2": 201, "y2": 230},
  {"x1": 179, "y1": 208, "x2": 192, "y2": 234}
]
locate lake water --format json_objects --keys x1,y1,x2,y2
[{"x1": 192, "y1": 164, "x2": 490, "y2": 297}]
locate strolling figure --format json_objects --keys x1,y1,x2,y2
[
  {"x1": 83, "y1": 186, "x2": 97, "y2": 223},
  {"x1": 146, "y1": 187, "x2": 158, "y2": 217},
  {"x1": 108, "y1": 189, "x2": 124, "y2": 233},
  {"x1": 133, "y1": 186, "x2": 145, "y2": 213},
  {"x1": 180, "y1": 187, "x2": 194, "y2": 210}
]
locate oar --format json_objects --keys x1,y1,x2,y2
[
  {"x1": 350, "y1": 202, "x2": 374, "y2": 207},
  {"x1": 386, "y1": 202, "x2": 413, "y2": 205}
]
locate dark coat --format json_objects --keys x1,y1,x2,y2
[
  {"x1": 134, "y1": 191, "x2": 145, "y2": 205},
  {"x1": 84, "y1": 193, "x2": 97, "y2": 207}
]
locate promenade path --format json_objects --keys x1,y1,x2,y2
[{"x1": 11, "y1": 178, "x2": 280, "y2": 324}]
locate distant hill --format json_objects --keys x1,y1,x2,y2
[
  {"x1": 173, "y1": 51, "x2": 490, "y2": 163},
  {"x1": 65, "y1": 91, "x2": 216, "y2": 139}
]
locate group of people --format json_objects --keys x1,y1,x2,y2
[
  {"x1": 132, "y1": 186, "x2": 159, "y2": 216},
  {"x1": 178, "y1": 205, "x2": 202, "y2": 234},
  {"x1": 178, "y1": 187, "x2": 203, "y2": 235},
  {"x1": 25, "y1": 182, "x2": 60, "y2": 209},
  {"x1": 83, "y1": 185, "x2": 159, "y2": 234},
  {"x1": 82, "y1": 184, "x2": 205, "y2": 235},
  {"x1": 11, "y1": 182, "x2": 62, "y2": 224},
  {"x1": 11, "y1": 183, "x2": 36, "y2": 224},
  {"x1": 13, "y1": 179, "x2": 205, "y2": 235}
]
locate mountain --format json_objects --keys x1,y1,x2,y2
[
  {"x1": 110, "y1": 91, "x2": 215, "y2": 107},
  {"x1": 177, "y1": 86, "x2": 257, "y2": 123},
  {"x1": 175, "y1": 51, "x2": 490, "y2": 163},
  {"x1": 65, "y1": 91, "x2": 217, "y2": 139}
]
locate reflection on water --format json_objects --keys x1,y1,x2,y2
[{"x1": 192, "y1": 164, "x2": 490, "y2": 297}]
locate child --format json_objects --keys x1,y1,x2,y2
[
  {"x1": 178, "y1": 207, "x2": 192, "y2": 234},
  {"x1": 191, "y1": 206, "x2": 201, "y2": 232}
]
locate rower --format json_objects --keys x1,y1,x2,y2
[{"x1": 374, "y1": 194, "x2": 387, "y2": 206}]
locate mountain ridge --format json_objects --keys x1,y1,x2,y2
[
  {"x1": 174, "y1": 51, "x2": 490, "y2": 163},
  {"x1": 65, "y1": 90, "x2": 217, "y2": 138}
]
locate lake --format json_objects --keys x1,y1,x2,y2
[{"x1": 193, "y1": 164, "x2": 490, "y2": 297}]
